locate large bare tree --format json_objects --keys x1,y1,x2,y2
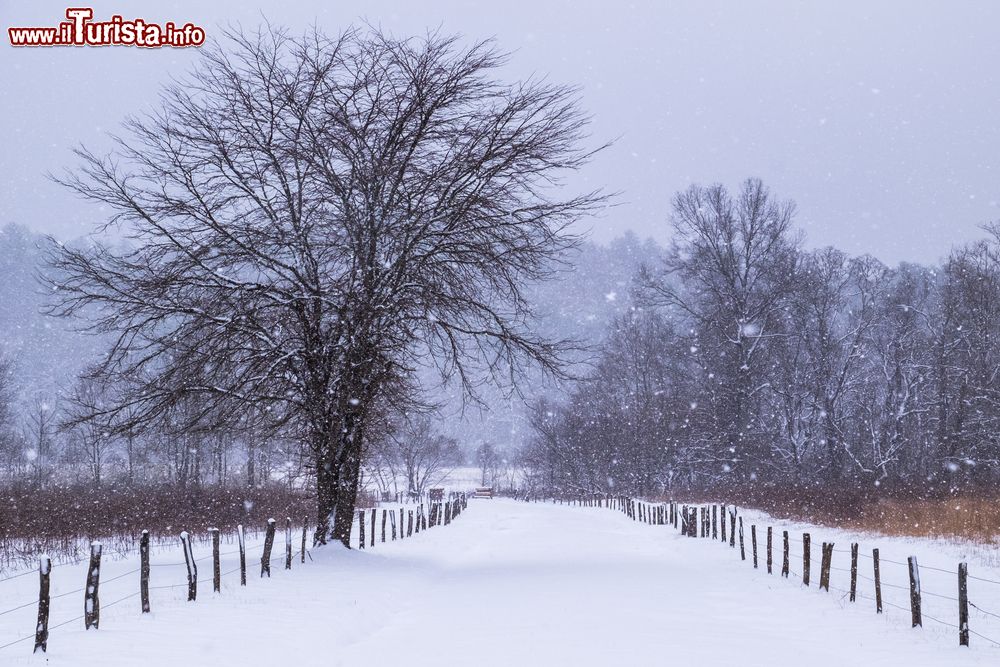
[{"x1": 48, "y1": 26, "x2": 603, "y2": 546}]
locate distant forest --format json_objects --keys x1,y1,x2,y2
[{"x1": 524, "y1": 178, "x2": 1000, "y2": 499}]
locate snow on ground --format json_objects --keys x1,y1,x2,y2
[{"x1": 2, "y1": 498, "x2": 999, "y2": 666}]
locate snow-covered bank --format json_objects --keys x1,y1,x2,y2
[{"x1": 2, "y1": 499, "x2": 997, "y2": 666}]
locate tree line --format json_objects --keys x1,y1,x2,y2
[{"x1": 524, "y1": 178, "x2": 1000, "y2": 499}]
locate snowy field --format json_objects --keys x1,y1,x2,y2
[{"x1": 3, "y1": 498, "x2": 1000, "y2": 665}]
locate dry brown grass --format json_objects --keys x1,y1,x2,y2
[
  {"x1": 668, "y1": 485, "x2": 1000, "y2": 544},
  {"x1": 0, "y1": 483, "x2": 316, "y2": 571},
  {"x1": 769, "y1": 497, "x2": 1000, "y2": 542}
]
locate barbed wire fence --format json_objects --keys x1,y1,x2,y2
[
  {"x1": 522, "y1": 492, "x2": 1000, "y2": 652},
  {"x1": 0, "y1": 492, "x2": 469, "y2": 655}
]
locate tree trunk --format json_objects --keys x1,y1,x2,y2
[
  {"x1": 314, "y1": 447, "x2": 337, "y2": 546},
  {"x1": 312, "y1": 406, "x2": 368, "y2": 548},
  {"x1": 331, "y1": 413, "x2": 364, "y2": 547}
]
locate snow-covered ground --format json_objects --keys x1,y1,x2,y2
[{"x1": 2, "y1": 498, "x2": 999, "y2": 665}]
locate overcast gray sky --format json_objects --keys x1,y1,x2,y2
[{"x1": 2, "y1": 0, "x2": 998, "y2": 265}]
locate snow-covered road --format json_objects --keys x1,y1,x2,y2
[{"x1": 4, "y1": 498, "x2": 997, "y2": 666}]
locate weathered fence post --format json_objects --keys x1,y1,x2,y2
[
  {"x1": 819, "y1": 542, "x2": 833, "y2": 591},
  {"x1": 873, "y1": 548, "x2": 883, "y2": 613},
  {"x1": 140, "y1": 530, "x2": 150, "y2": 612},
  {"x1": 391, "y1": 508, "x2": 398, "y2": 538},
  {"x1": 400, "y1": 508, "x2": 406, "y2": 535},
  {"x1": 720, "y1": 505, "x2": 727, "y2": 543},
  {"x1": 261, "y1": 518, "x2": 276, "y2": 577},
  {"x1": 730, "y1": 512, "x2": 736, "y2": 547},
  {"x1": 237, "y1": 524, "x2": 247, "y2": 586},
  {"x1": 959, "y1": 562, "x2": 969, "y2": 647},
  {"x1": 180, "y1": 531, "x2": 196, "y2": 601},
  {"x1": 751, "y1": 525, "x2": 758, "y2": 568},
  {"x1": 211, "y1": 527, "x2": 221, "y2": 592},
  {"x1": 712, "y1": 505, "x2": 718, "y2": 539},
  {"x1": 84, "y1": 541, "x2": 102, "y2": 628},
  {"x1": 802, "y1": 533, "x2": 811, "y2": 586},
  {"x1": 782, "y1": 530, "x2": 790, "y2": 577},
  {"x1": 444, "y1": 501, "x2": 452, "y2": 526},
  {"x1": 358, "y1": 510, "x2": 366, "y2": 550},
  {"x1": 908, "y1": 556, "x2": 922, "y2": 627},
  {"x1": 766, "y1": 527, "x2": 773, "y2": 574},
  {"x1": 33, "y1": 555, "x2": 50, "y2": 653},
  {"x1": 849, "y1": 543, "x2": 858, "y2": 602},
  {"x1": 370, "y1": 509, "x2": 376, "y2": 548},
  {"x1": 408, "y1": 510, "x2": 414, "y2": 537},
  {"x1": 382, "y1": 509, "x2": 388, "y2": 542},
  {"x1": 738, "y1": 517, "x2": 745, "y2": 561},
  {"x1": 303, "y1": 517, "x2": 310, "y2": 563},
  {"x1": 285, "y1": 517, "x2": 293, "y2": 568}
]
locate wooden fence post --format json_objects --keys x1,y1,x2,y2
[
  {"x1": 819, "y1": 543, "x2": 833, "y2": 591},
  {"x1": 802, "y1": 533, "x2": 810, "y2": 586},
  {"x1": 782, "y1": 530, "x2": 790, "y2": 577},
  {"x1": 84, "y1": 541, "x2": 102, "y2": 628},
  {"x1": 751, "y1": 525, "x2": 758, "y2": 568},
  {"x1": 849, "y1": 543, "x2": 858, "y2": 602},
  {"x1": 237, "y1": 524, "x2": 247, "y2": 586},
  {"x1": 712, "y1": 505, "x2": 718, "y2": 539},
  {"x1": 140, "y1": 530, "x2": 150, "y2": 612},
  {"x1": 873, "y1": 548, "x2": 883, "y2": 613},
  {"x1": 908, "y1": 556, "x2": 922, "y2": 627},
  {"x1": 285, "y1": 517, "x2": 292, "y2": 568},
  {"x1": 408, "y1": 510, "x2": 414, "y2": 537},
  {"x1": 33, "y1": 556, "x2": 50, "y2": 653},
  {"x1": 400, "y1": 508, "x2": 406, "y2": 535},
  {"x1": 304, "y1": 517, "x2": 310, "y2": 563},
  {"x1": 261, "y1": 518, "x2": 276, "y2": 578},
  {"x1": 177, "y1": 532, "x2": 196, "y2": 602},
  {"x1": 720, "y1": 505, "x2": 727, "y2": 543},
  {"x1": 738, "y1": 518, "x2": 745, "y2": 561},
  {"x1": 370, "y1": 509, "x2": 376, "y2": 548},
  {"x1": 730, "y1": 512, "x2": 736, "y2": 547},
  {"x1": 211, "y1": 528, "x2": 221, "y2": 592},
  {"x1": 358, "y1": 510, "x2": 366, "y2": 550},
  {"x1": 444, "y1": 501, "x2": 452, "y2": 526},
  {"x1": 959, "y1": 562, "x2": 969, "y2": 647},
  {"x1": 391, "y1": 508, "x2": 398, "y2": 538},
  {"x1": 766, "y1": 527, "x2": 773, "y2": 574},
  {"x1": 382, "y1": 509, "x2": 388, "y2": 542}
]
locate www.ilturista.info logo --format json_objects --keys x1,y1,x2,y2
[{"x1": 8, "y1": 8, "x2": 206, "y2": 48}]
